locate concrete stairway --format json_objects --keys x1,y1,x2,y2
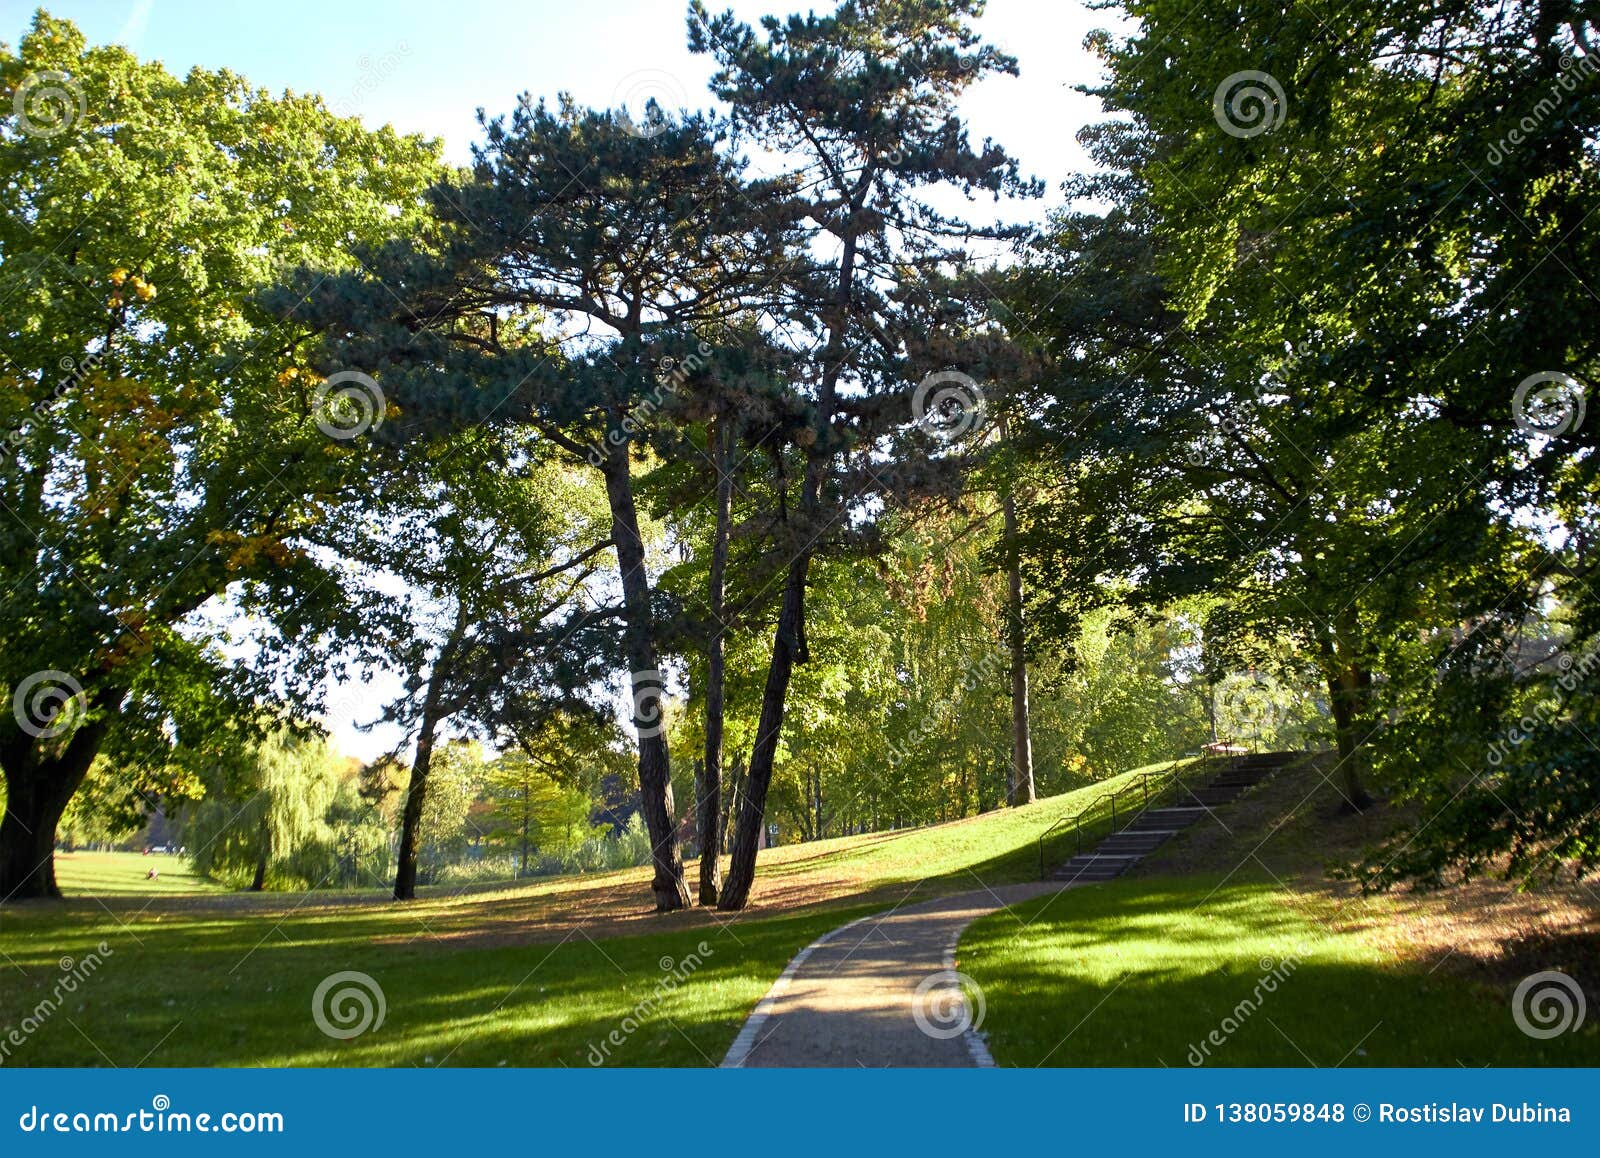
[{"x1": 1047, "y1": 751, "x2": 1300, "y2": 884}]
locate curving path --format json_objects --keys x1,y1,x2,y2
[{"x1": 721, "y1": 881, "x2": 1073, "y2": 1067}]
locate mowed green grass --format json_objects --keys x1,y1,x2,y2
[
  {"x1": 54, "y1": 851, "x2": 228, "y2": 896},
  {"x1": 960, "y1": 872, "x2": 1600, "y2": 1067},
  {"x1": 0, "y1": 896, "x2": 875, "y2": 1067},
  {"x1": 0, "y1": 764, "x2": 1176, "y2": 1067}
]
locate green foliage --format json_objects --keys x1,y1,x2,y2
[
  {"x1": 183, "y1": 724, "x2": 388, "y2": 890},
  {"x1": 0, "y1": 12, "x2": 442, "y2": 893}
]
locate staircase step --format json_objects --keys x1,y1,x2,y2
[
  {"x1": 1042, "y1": 752, "x2": 1304, "y2": 880},
  {"x1": 1051, "y1": 866, "x2": 1128, "y2": 882}
]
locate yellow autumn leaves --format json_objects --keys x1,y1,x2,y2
[{"x1": 107, "y1": 266, "x2": 157, "y2": 308}]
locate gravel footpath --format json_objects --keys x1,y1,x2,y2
[{"x1": 722, "y1": 880, "x2": 1073, "y2": 1067}]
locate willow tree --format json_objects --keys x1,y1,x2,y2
[
  {"x1": 185, "y1": 724, "x2": 364, "y2": 891},
  {"x1": 281, "y1": 100, "x2": 800, "y2": 910},
  {"x1": 689, "y1": 0, "x2": 1039, "y2": 909},
  {"x1": 0, "y1": 15, "x2": 440, "y2": 898}
]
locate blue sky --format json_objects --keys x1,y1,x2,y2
[
  {"x1": 3, "y1": 0, "x2": 1121, "y2": 758},
  {"x1": 4, "y1": 0, "x2": 1118, "y2": 204}
]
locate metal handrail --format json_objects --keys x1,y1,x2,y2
[{"x1": 1037, "y1": 752, "x2": 1209, "y2": 880}]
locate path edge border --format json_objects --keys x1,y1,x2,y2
[{"x1": 719, "y1": 912, "x2": 881, "y2": 1068}]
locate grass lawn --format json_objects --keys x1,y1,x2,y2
[
  {"x1": 961, "y1": 872, "x2": 1600, "y2": 1066},
  {"x1": 53, "y1": 851, "x2": 228, "y2": 897},
  {"x1": 960, "y1": 760, "x2": 1600, "y2": 1066},
  {"x1": 0, "y1": 764, "x2": 1169, "y2": 1067}
]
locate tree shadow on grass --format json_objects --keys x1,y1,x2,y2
[{"x1": 962, "y1": 876, "x2": 1600, "y2": 1067}]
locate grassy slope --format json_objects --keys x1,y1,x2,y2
[
  {"x1": 0, "y1": 762, "x2": 1176, "y2": 1067},
  {"x1": 961, "y1": 761, "x2": 1600, "y2": 1066}
]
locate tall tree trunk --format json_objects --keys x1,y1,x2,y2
[
  {"x1": 718, "y1": 196, "x2": 863, "y2": 912},
  {"x1": 0, "y1": 688, "x2": 117, "y2": 902},
  {"x1": 1001, "y1": 457, "x2": 1036, "y2": 807},
  {"x1": 697, "y1": 414, "x2": 733, "y2": 905},
  {"x1": 249, "y1": 822, "x2": 269, "y2": 893},
  {"x1": 0, "y1": 764, "x2": 84, "y2": 901},
  {"x1": 393, "y1": 612, "x2": 465, "y2": 901},
  {"x1": 1325, "y1": 666, "x2": 1376, "y2": 811},
  {"x1": 518, "y1": 786, "x2": 530, "y2": 878},
  {"x1": 721, "y1": 754, "x2": 744, "y2": 854},
  {"x1": 813, "y1": 767, "x2": 823, "y2": 841},
  {"x1": 605, "y1": 449, "x2": 691, "y2": 911},
  {"x1": 718, "y1": 553, "x2": 808, "y2": 910}
]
